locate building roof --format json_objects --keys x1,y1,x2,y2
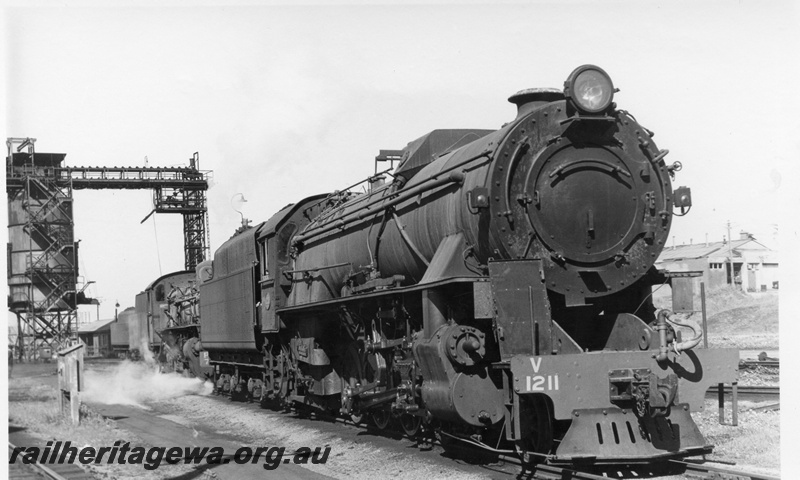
[
  {"x1": 77, "y1": 317, "x2": 116, "y2": 334},
  {"x1": 657, "y1": 237, "x2": 770, "y2": 263}
]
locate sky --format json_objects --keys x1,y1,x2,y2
[
  {"x1": 4, "y1": 0, "x2": 799, "y2": 313},
  {"x1": 5, "y1": 0, "x2": 798, "y2": 321},
  {"x1": 3, "y1": 0, "x2": 799, "y2": 472}
]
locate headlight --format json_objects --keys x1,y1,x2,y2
[{"x1": 564, "y1": 65, "x2": 614, "y2": 114}]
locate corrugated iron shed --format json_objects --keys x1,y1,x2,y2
[
  {"x1": 657, "y1": 238, "x2": 764, "y2": 262},
  {"x1": 77, "y1": 317, "x2": 116, "y2": 334}
]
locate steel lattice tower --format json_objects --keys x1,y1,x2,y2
[{"x1": 6, "y1": 138, "x2": 211, "y2": 360}]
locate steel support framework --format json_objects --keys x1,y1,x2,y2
[
  {"x1": 7, "y1": 138, "x2": 80, "y2": 359},
  {"x1": 7, "y1": 138, "x2": 211, "y2": 360}
]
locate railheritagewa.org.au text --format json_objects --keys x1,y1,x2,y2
[{"x1": 9, "y1": 441, "x2": 331, "y2": 470}]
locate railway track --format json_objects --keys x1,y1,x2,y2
[
  {"x1": 750, "y1": 402, "x2": 780, "y2": 412},
  {"x1": 671, "y1": 459, "x2": 781, "y2": 480},
  {"x1": 530, "y1": 464, "x2": 624, "y2": 479},
  {"x1": 439, "y1": 433, "x2": 783, "y2": 480},
  {"x1": 534, "y1": 463, "x2": 779, "y2": 480},
  {"x1": 362, "y1": 405, "x2": 782, "y2": 480},
  {"x1": 209, "y1": 391, "x2": 780, "y2": 480},
  {"x1": 740, "y1": 359, "x2": 779, "y2": 369},
  {"x1": 437, "y1": 434, "x2": 782, "y2": 480},
  {"x1": 706, "y1": 384, "x2": 780, "y2": 400},
  {"x1": 8, "y1": 443, "x2": 94, "y2": 480}
]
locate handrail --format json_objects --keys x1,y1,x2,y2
[
  {"x1": 293, "y1": 170, "x2": 465, "y2": 245},
  {"x1": 293, "y1": 150, "x2": 492, "y2": 245}
]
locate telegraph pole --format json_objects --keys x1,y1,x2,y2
[{"x1": 727, "y1": 220, "x2": 735, "y2": 287}]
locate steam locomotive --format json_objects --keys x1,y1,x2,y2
[{"x1": 130, "y1": 65, "x2": 739, "y2": 465}]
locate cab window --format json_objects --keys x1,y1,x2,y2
[
  {"x1": 260, "y1": 239, "x2": 270, "y2": 279},
  {"x1": 277, "y1": 223, "x2": 297, "y2": 264}
]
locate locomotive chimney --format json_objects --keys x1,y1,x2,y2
[{"x1": 508, "y1": 88, "x2": 564, "y2": 119}]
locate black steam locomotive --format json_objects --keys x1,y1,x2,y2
[{"x1": 139, "y1": 65, "x2": 738, "y2": 465}]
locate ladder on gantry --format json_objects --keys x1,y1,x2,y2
[{"x1": 6, "y1": 137, "x2": 212, "y2": 360}]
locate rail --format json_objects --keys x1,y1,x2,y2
[
  {"x1": 671, "y1": 459, "x2": 780, "y2": 480},
  {"x1": 750, "y1": 402, "x2": 780, "y2": 412},
  {"x1": 8, "y1": 442, "x2": 91, "y2": 480},
  {"x1": 740, "y1": 359, "x2": 779, "y2": 369},
  {"x1": 707, "y1": 385, "x2": 779, "y2": 399},
  {"x1": 204, "y1": 383, "x2": 780, "y2": 480}
]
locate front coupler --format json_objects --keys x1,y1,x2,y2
[{"x1": 509, "y1": 348, "x2": 739, "y2": 463}]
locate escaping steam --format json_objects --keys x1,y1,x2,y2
[
  {"x1": 139, "y1": 338, "x2": 156, "y2": 364},
  {"x1": 83, "y1": 342, "x2": 212, "y2": 409}
]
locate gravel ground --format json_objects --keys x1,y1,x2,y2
[
  {"x1": 10, "y1": 361, "x2": 489, "y2": 479},
  {"x1": 8, "y1": 362, "x2": 200, "y2": 480},
  {"x1": 153, "y1": 386, "x2": 783, "y2": 480},
  {"x1": 692, "y1": 399, "x2": 780, "y2": 476},
  {"x1": 737, "y1": 366, "x2": 779, "y2": 386},
  {"x1": 76, "y1": 360, "x2": 494, "y2": 479},
  {"x1": 153, "y1": 394, "x2": 491, "y2": 480},
  {"x1": 9, "y1": 318, "x2": 781, "y2": 480},
  {"x1": 707, "y1": 334, "x2": 779, "y2": 350}
]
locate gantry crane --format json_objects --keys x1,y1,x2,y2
[{"x1": 6, "y1": 137, "x2": 211, "y2": 360}]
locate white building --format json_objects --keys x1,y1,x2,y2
[{"x1": 656, "y1": 231, "x2": 778, "y2": 292}]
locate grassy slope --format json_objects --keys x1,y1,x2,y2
[{"x1": 653, "y1": 287, "x2": 779, "y2": 349}]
